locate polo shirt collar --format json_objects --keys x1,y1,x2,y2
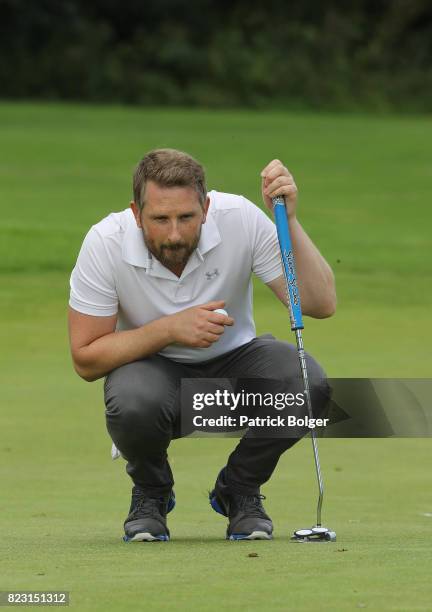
[
  {"x1": 196, "y1": 210, "x2": 221, "y2": 259},
  {"x1": 121, "y1": 206, "x2": 221, "y2": 269}
]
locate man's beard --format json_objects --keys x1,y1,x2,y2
[{"x1": 143, "y1": 229, "x2": 201, "y2": 271}]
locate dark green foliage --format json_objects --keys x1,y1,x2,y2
[{"x1": 1, "y1": 0, "x2": 431, "y2": 110}]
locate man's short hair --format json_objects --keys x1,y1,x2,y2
[{"x1": 133, "y1": 149, "x2": 207, "y2": 210}]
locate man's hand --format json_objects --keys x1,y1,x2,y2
[
  {"x1": 261, "y1": 159, "x2": 298, "y2": 219},
  {"x1": 167, "y1": 301, "x2": 234, "y2": 348}
]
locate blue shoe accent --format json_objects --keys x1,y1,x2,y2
[
  {"x1": 228, "y1": 533, "x2": 249, "y2": 541},
  {"x1": 209, "y1": 490, "x2": 227, "y2": 516},
  {"x1": 167, "y1": 491, "x2": 176, "y2": 514}
]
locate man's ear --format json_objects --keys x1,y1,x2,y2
[
  {"x1": 130, "y1": 201, "x2": 142, "y2": 228},
  {"x1": 202, "y1": 195, "x2": 210, "y2": 223}
]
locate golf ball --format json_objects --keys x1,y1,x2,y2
[{"x1": 214, "y1": 308, "x2": 228, "y2": 316}]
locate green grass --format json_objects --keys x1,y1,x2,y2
[{"x1": 0, "y1": 102, "x2": 431, "y2": 611}]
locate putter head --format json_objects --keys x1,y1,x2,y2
[{"x1": 291, "y1": 526, "x2": 336, "y2": 543}]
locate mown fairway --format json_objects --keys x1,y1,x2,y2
[{"x1": 1, "y1": 103, "x2": 431, "y2": 611}]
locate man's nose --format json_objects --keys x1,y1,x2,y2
[{"x1": 168, "y1": 221, "x2": 181, "y2": 242}]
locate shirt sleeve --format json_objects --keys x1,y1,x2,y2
[
  {"x1": 69, "y1": 227, "x2": 118, "y2": 316},
  {"x1": 240, "y1": 196, "x2": 283, "y2": 283}
]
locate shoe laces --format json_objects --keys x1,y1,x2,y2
[
  {"x1": 131, "y1": 495, "x2": 165, "y2": 520},
  {"x1": 235, "y1": 493, "x2": 267, "y2": 517}
]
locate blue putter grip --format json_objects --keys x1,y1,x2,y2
[{"x1": 272, "y1": 196, "x2": 304, "y2": 330}]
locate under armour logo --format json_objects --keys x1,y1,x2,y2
[{"x1": 205, "y1": 268, "x2": 219, "y2": 280}]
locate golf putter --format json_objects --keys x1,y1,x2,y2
[{"x1": 272, "y1": 195, "x2": 336, "y2": 543}]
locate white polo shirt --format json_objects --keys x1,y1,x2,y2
[{"x1": 69, "y1": 190, "x2": 282, "y2": 363}]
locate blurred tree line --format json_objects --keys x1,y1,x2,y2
[{"x1": 1, "y1": 0, "x2": 431, "y2": 111}]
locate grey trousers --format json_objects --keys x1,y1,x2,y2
[{"x1": 104, "y1": 335, "x2": 329, "y2": 497}]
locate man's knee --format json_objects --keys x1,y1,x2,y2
[
  {"x1": 261, "y1": 340, "x2": 325, "y2": 379},
  {"x1": 104, "y1": 360, "x2": 177, "y2": 429},
  {"x1": 264, "y1": 340, "x2": 330, "y2": 417}
]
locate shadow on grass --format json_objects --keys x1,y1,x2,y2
[{"x1": 119, "y1": 536, "x2": 294, "y2": 544}]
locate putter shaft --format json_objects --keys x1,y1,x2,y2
[
  {"x1": 272, "y1": 195, "x2": 324, "y2": 528},
  {"x1": 295, "y1": 328, "x2": 324, "y2": 527}
]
